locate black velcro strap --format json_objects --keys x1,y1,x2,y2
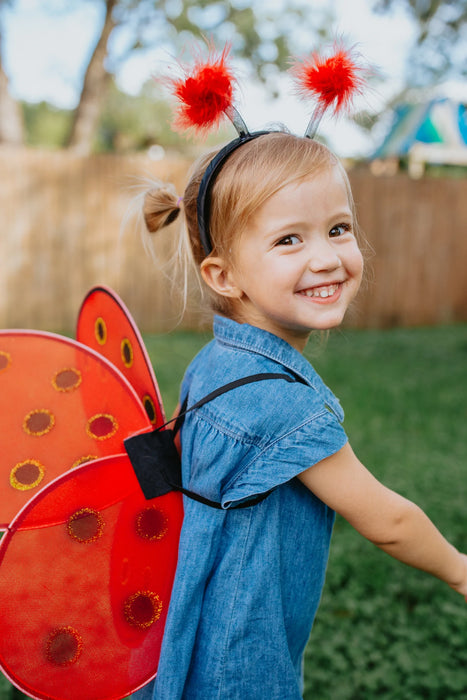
[{"x1": 125, "y1": 428, "x2": 180, "y2": 500}]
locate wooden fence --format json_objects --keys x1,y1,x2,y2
[{"x1": 1, "y1": 146, "x2": 466, "y2": 332}]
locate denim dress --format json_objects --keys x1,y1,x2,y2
[{"x1": 135, "y1": 317, "x2": 348, "y2": 700}]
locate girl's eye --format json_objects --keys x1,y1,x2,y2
[
  {"x1": 329, "y1": 223, "x2": 352, "y2": 238},
  {"x1": 276, "y1": 234, "x2": 301, "y2": 246}
]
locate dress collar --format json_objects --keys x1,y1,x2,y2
[{"x1": 213, "y1": 315, "x2": 319, "y2": 388}]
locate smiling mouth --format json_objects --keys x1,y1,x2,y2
[{"x1": 299, "y1": 283, "x2": 341, "y2": 299}]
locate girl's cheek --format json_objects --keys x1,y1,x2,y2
[
  {"x1": 353, "y1": 246, "x2": 364, "y2": 274},
  {"x1": 358, "y1": 250, "x2": 364, "y2": 274}
]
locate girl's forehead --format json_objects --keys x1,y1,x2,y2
[
  {"x1": 295, "y1": 163, "x2": 347, "y2": 189},
  {"x1": 261, "y1": 166, "x2": 350, "y2": 213}
]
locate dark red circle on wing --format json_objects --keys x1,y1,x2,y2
[
  {"x1": 46, "y1": 627, "x2": 82, "y2": 666},
  {"x1": 136, "y1": 507, "x2": 168, "y2": 541}
]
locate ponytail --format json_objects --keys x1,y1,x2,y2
[{"x1": 143, "y1": 186, "x2": 183, "y2": 234}]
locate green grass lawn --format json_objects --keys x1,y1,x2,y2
[
  {"x1": 1, "y1": 324, "x2": 466, "y2": 699},
  {"x1": 302, "y1": 325, "x2": 467, "y2": 699}
]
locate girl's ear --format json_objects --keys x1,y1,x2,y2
[{"x1": 200, "y1": 257, "x2": 243, "y2": 299}]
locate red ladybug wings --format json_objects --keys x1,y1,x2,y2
[{"x1": 0, "y1": 286, "x2": 183, "y2": 700}]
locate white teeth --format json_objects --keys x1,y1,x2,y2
[{"x1": 303, "y1": 284, "x2": 338, "y2": 298}]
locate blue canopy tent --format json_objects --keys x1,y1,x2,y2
[{"x1": 372, "y1": 97, "x2": 467, "y2": 176}]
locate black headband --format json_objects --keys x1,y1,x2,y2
[{"x1": 196, "y1": 130, "x2": 269, "y2": 256}]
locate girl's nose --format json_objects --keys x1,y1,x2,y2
[{"x1": 307, "y1": 239, "x2": 341, "y2": 272}]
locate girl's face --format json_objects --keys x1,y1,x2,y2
[{"x1": 227, "y1": 165, "x2": 363, "y2": 351}]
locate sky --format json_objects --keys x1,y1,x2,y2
[{"x1": 1, "y1": 0, "x2": 419, "y2": 157}]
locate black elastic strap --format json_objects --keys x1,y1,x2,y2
[
  {"x1": 125, "y1": 372, "x2": 300, "y2": 508},
  {"x1": 166, "y1": 482, "x2": 275, "y2": 510},
  {"x1": 172, "y1": 372, "x2": 298, "y2": 436}
]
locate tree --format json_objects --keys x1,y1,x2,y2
[
  {"x1": 65, "y1": 0, "x2": 333, "y2": 155},
  {"x1": 66, "y1": 0, "x2": 117, "y2": 153},
  {"x1": 0, "y1": 2, "x2": 24, "y2": 145},
  {"x1": 95, "y1": 78, "x2": 186, "y2": 153},
  {"x1": 372, "y1": 0, "x2": 467, "y2": 86}
]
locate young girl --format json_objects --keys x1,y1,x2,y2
[{"x1": 133, "y1": 130, "x2": 467, "y2": 700}]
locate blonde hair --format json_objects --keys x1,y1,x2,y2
[{"x1": 143, "y1": 131, "x2": 359, "y2": 315}]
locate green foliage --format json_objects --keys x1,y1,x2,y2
[
  {"x1": 94, "y1": 80, "x2": 179, "y2": 153},
  {"x1": 22, "y1": 101, "x2": 72, "y2": 149},
  {"x1": 152, "y1": 0, "x2": 332, "y2": 88},
  {"x1": 0, "y1": 671, "x2": 28, "y2": 698},
  {"x1": 94, "y1": 80, "x2": 230, "y2": 154},
  {"x1": 0, "y1": 672, "x2": 11, "y2": 697},
  {"x1": 143, "y1": 329, "x2": 212, "y2": 415},
  {"x1": 19, "y1": 81, "x2": 231, "y2": 153},
  {"x1": 109, "y1": 0, "x2": 333, "y2": 92},
  {"x1": 372, "y1": 0, "x2": 467, "y2": 84},
  {"x1": 1, "y1": 0, "x2": 336, "y2": 151}
]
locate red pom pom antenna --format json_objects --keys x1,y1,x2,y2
[
  {"x1": 291, "y1": 44, "x2": 367, "y2": 138},
  {"x1": 169, "y1": 47, "x2": 238, "y2": 134}
]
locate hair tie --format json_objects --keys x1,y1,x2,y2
[{"x1": 176, "y1": 196, "x2": 183, "y2": 208}]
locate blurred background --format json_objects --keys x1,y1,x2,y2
[
  {"x1": 0, "y1": 0, "x2": 466, "y2": 332},
  {"x1": 0, "y1": 2, "x2": 466, "y2": 699}
]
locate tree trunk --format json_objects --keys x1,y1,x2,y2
[
  {"x1": 66, "y1": 0, "x2": 117, "y2": 155},
  {"x1": 0, "y1": 34, "x2": 24, "y2": 145}
]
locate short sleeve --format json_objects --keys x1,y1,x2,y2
[
  {"x1": 221, "y1": 408, "x2": 347, "y2": 508},
  {"x1": 180, "y1": 362, "x2": 348, "y2": 510}
]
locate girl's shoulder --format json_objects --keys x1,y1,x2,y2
[
  {"x1": 182, "y1": 341, "x2": 343, "y2": 443},
  {"x1": 179, "y1": 338, "x2": 348, "y2": 507}
]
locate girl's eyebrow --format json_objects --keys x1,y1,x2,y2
[
  {"x1": 328, "y1": 212, "x2": 354, "y2": 226},
  {"x1": 331, "y1": 209, "x2": 353, "y2": 219},
  {"x1": 266, "y1": 220, "x2": 308, "y2": 234},
  {"x1": 263, "y1": 209, "x2": 353, "y2": 237}
]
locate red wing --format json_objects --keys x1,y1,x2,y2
[
  {"x1": 0, "y1": 330, "x2": 151, "y2": 530},
  {"x1": 76, "y1": 286, "x2": 165, "y2": 427},
  {"x1": 0, "y1": 454, "x2": 183, "y2": 700}
]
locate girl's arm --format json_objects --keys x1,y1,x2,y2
[{"x1": 298, "y1": 443, "x2": 467, "y2": 599}]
